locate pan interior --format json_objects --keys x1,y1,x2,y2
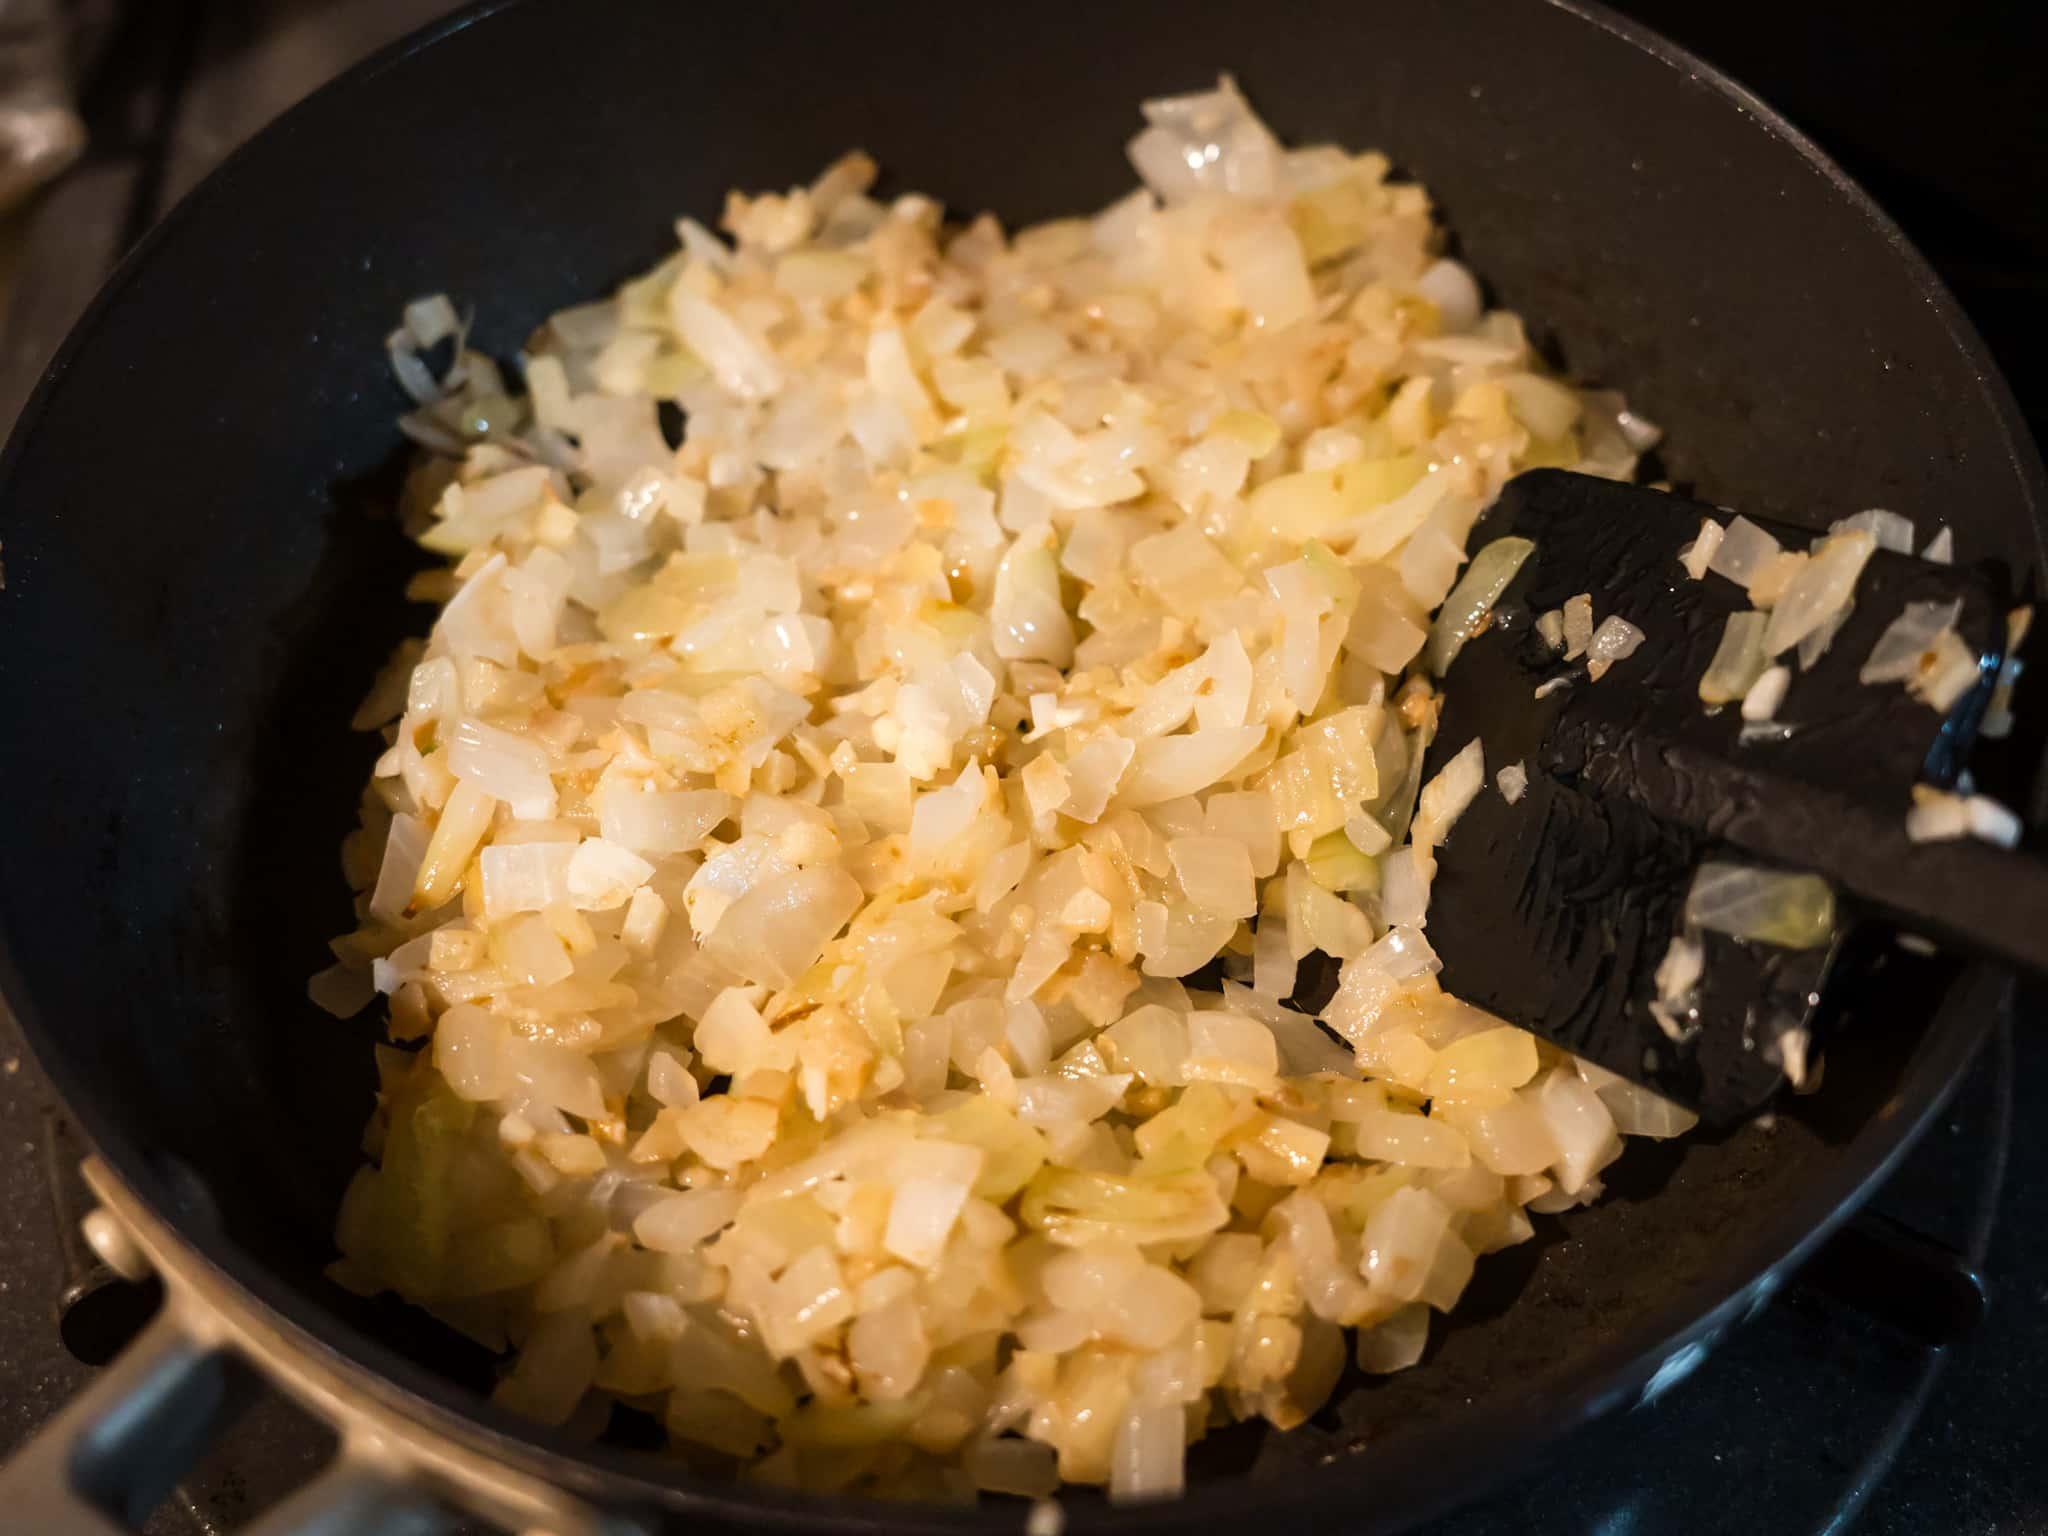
[{"x1": 0, "y1": 0, "x2": 2037, "y2": 1524}]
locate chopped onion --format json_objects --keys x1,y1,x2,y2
[
  {"x1": 322, "y1": 80, "x2": 1686, "y2": 1498},
  {"x1": 1740, "y1": 664, "x2": 1790, "y2": 722},
  {"x1": 1796, "y1": 600, "x2": 1852, "y2": 671},
  {"x1": 1707, "y1": 516, "x2": 1781, "y2": 588},
  {"x1": 1683, "y1": 862, "x2": 1835, "y2": 950},
  {"x1": 1830, "y1": 508, "x2": 1915, "y2": 553},
  {"x1": 1169, "y1": 835, "x2": 1257, "y2": 919},
  {"x1": 1122, "y1": 727, "x2": 1265, "y2": 807},
  {"x1": 1654, "y1": 933, "x2": 1704, "y2": 1006},
  {"x1": 1679, "y1": 519, "x2": 1724, "y2": 581},
  {"x1": 703, "y1": 865, "x2": 863, "y2": 987},
  {"x1": 1860, "y1": 599, "x2": 1962, "y2": 685},
  {"x1": 1762, "y1": 530, "x2": 1874, "y2": 657},
  {"x1": 993, "y1": 528, "x2": 1077, "y2": 664},
  {"x1": 1530, "y1": 1068, "x2": 1619, "y2": 1196},
  {"x1": 1584, "y1": 615, "x2": 1644, "y2": 681},
  {"x1": 1355, "y1": 1305, "x2": 1430, "y2": 1373},
  {"x1": 1911, "y1": 629, "x2": 1984, "y2": 711},
  {"x1": 448, "y1": 719, "x2": 556, "y2": 820},
  {"x1": 1699, "y1": 611, "x2": 1769, "y2": 705},
  {"x1": 1415, "y1": 258, "x2": 1481, "y2": 333},
  {"x1": 1345, "y1": 811, "x2": 1392, "y2": 855},
  {"x1": 1574, "y1": 1059, "x2": 1698, "y2": 1139},
  {"x1": 480, "y1": 841, "x2": 574, "y2": 921},
  {"x1": 1128, "y1": 74, "x2": 1280, "y2": 203},
  {"x1": 670, "y1": 290, "x2": 784, "y2": 400},
  {"x1": 1560, "y1": 593, "x2": 1594, "y2": 660},
  {"x1": 1495, "y1": 762, "x2": 1528, "y2": 804},
  {"x1": 1356, "y1": 924, "x2": 1440, "y2": 982},
  {"x1": 1424, "y1": 536, "x2": 1534, "y2": 674},
  {"x1": 1905, "y1": 786, "x2": 2021, "y2": 848},
  {"x1": 1413, "y1": 738, "x2": 1483, "y2": 855}
]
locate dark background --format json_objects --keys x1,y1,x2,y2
[{"x1": 0, "y1": 1, "x2": 2040, "y2": 1531}]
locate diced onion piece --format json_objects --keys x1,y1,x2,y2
[
  {"x1": 1121, "y1": 727, "x2": 1265, "y2": 807},
  {"x1": 671, "y1": 290, "x2": 784, "y2": 400},
  {"x1": 1860, "y1": 599, "x2": 1964, "y2": 691},
  {"x1": 1574, "y1": 1058, "x2": 1699, "y2": 1139},
  {"x1": 1356, "y1": 1304, "x2": 1430, "y2": 1373},
  {"x1": 1413, "y1": 737, "x2": 1483, "y2": 854},
  {"x1": 1910, "y1": 629, "x2": 1984, "y2": 711},
  {"x1": 1762, "y1": 530, "x2": 1874, "y2": 657},
  {"x1": 1683, "y1": 862, "x2": 1835, "y2": 950},
  {"x1": 1746, "y1": 549, "x2": 1806, "y2": 610},
  {"x1": 1351, "y1": 1111, "x2": 1470, "y2": 1170},
  {"x1": 1699, "y1": 611, "x2": 1769, "y2": 705},
  {"x1": 413, "y1": 782, "x2": 497, "y2": 911},
  {"x1": 1560, "y1": 593, "x2": 1594, "y2": 660},
  {"x1": 565, "y1": 837, "x2": 654, "y2": 909},
  {"x1": 1679, "y1": 519, "x2": 1724, "y2": 580},
  {"x1": 702, "y1": 865, "x2": 863, "y2": 987},
  {"x1": 1168, "y1": 835, "x2": 1257, "y2": 919},
  {"x1": 1707, "y1": 516, "x2": 1781, "y2": 588},
  {"x1": 884, "y1": 1175, "x2": 974, "y2": 1268},
  {"x1": 1584, "y1": 615, "x2": 1644, "y2": 681},
  {"x1": 480, "y1": 841, "x2": 574, "y2": 920},
  {"x1": 1740, "y1": 664, "x2": 1790, "y2": 722},
  {"x1": 1654, "y1": 933, "x2": 1704, "y2": 1006},
  {"x1": 1416, "y1": 258, "x2": 1481, "y2": 333},
  {"x1": 600, "y1": 788, "x2": 734, "y2": 855},
  {"x1": 1531, "y1": 1067, "x2": 1620, "y2": 1196},
  {"x1": 1830, "y1": 508, "x2": 1915, "y2": 553},
  {"x1": 993, "y1": 528, "x2": 1077, "y2": 664},
  {"x1": 1424, "y1": 536, "x2": 1534, "y2": 674},
  {"x1": 1345, "y1": 812, "x2": 1392, "y2": 855},
  {"x1": 635, "y1": 1188, "x2": 740, "y2": 1252},
  {"x1": 1905, "y1": 786, "x2": 2021, "y2": 848},
  {"x1": 1496, "y1": 762, "x2": 1527, "y2": 804},
  {"x1": 1359, "y1": 1186, "x2": 1459, "y2": 1303}
]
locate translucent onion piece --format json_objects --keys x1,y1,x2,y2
[
  {"x1": 1678, "y1": 519, "x2": 1723, "y2": 581},
  {"x1": 1412, "y1": 737, "x2": 1483, "y2": 855},
  {"x1": 1584, "y1": 614, "x2": 1644, "y2": 681},
  {"x1": 1830, "y1": 508, "x2": 1915, "y2": 554},
  {"x1": 1683, "y1": 862, "x2": 1835, "y2": 950},
  {"x1": 1910, "y1": 629, "x2": 1984, "y2": 711},
  {"x1": 1860, "y1": 599, "x2": 1963, "y2": 685},
  {"x1": 1762, "y1": 530, "x2": 1874, "y2": 657},
  {"x1": 1424, "y1": 536, "x2": 1535, "y2": 674},
  {"x1": 1905, "y1": 786, "x2": 2021, "y2": 848},
  {"x1": 1740, "y1": 664, "x2": 1790, "y2": 722},
  {"x1": 1699, "y1": 611, "x2": 1769, "y2": 705},
  {"x1": 1706, "y1": 516, "x2": 1781, "y2": 588}
]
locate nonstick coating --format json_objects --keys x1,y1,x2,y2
[{"x1": 0, "y1": 0, "x2": 2040, "y2": 1530}]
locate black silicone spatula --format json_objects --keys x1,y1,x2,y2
[{"x1": 1420, "y1": 470, "x2": 2045, "y2": 1124}]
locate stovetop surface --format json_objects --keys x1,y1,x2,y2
[{"x1": 1, "y1": 2, "x2": 2043, "y2": 1532}]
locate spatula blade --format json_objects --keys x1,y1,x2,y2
[{"x1": 1420, "y1": 471, "x2": 2008, "y2": 1123}]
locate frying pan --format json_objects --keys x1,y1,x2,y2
[{"x1": 0, "y1": 0, "x2": 2040, "y2": 1530}]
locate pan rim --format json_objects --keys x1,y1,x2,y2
[{"x1": 0, "y1": 0, "x2": 2038, "y2": 1528}]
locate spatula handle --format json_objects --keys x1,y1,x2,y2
[
  {"x1": 1838, "y1": 834, "x2": 2048, "y2": 977},
  {"x1": 1589, "y1": 734, "x2": 2046, "y2": 980}
]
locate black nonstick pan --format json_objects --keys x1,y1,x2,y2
[{"x1": 0, "y1": 0, "x2": 2040, "y2": 1531}]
